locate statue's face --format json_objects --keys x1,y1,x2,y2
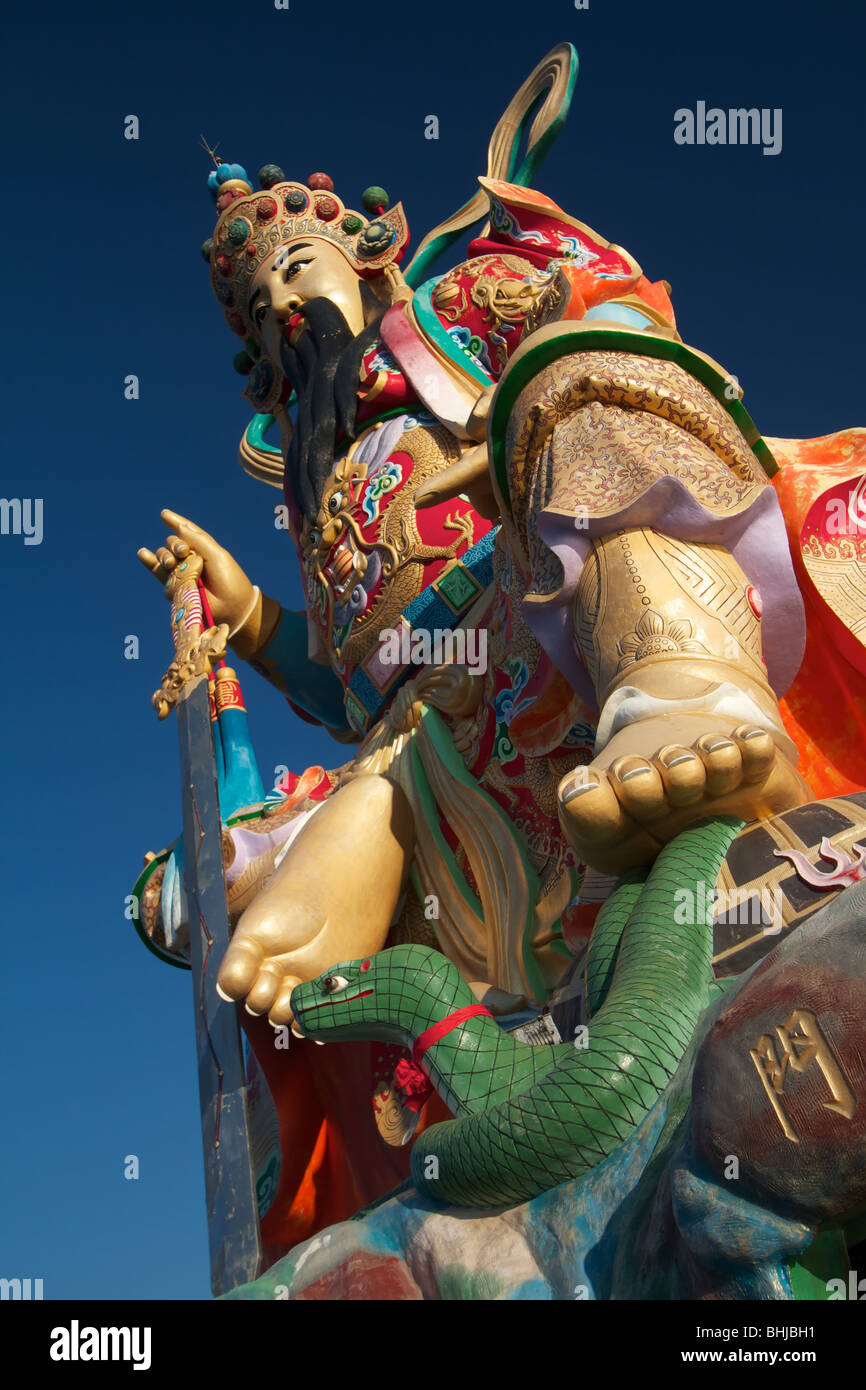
[{"x1": 247, "y1": 237, "x2": 366, "y2": 364}]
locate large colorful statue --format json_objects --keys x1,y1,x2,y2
[{"x1": 132, "y1": 43, "x2": 866, "y2": 1299}]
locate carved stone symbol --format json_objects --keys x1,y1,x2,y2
[{"x1": 749, "y1": 1007, "x2": 856, "y2": 1143}]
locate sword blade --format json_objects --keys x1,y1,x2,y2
[{"x1": 177, "y1": 672, "x2": 263, "y2": 1296}]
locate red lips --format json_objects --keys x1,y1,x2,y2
[{"x1": 284, "y1": 311, "x2": 306, "y2": 340}]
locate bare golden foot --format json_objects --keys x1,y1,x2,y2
[
  {"x1": 216, "y1": 774, "x2": 415, "y2": 1026},
  {"x1": 558, "y1": 720, "x2": 813, "y2": 875}
]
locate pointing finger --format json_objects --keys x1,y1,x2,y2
[{"x1": 161, "y1": 510, "x2": 219, "y2": 558}]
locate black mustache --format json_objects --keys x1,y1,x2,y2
[{"x1": 280, "y1": 294, "x2": 386, "y2": 523}]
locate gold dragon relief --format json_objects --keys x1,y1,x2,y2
[
  {"x1": 300, "y1": 422, "x2": 478, "y2": 669},
  {"x1": 151, "y1": 549, "x2": 230, "y2": 719},
  {"x1": 431, "y1": 254, "x2": 557, "y2": 331},
  {"x1": 469, "y1": 256, "x2": 559, "y2": 329}
]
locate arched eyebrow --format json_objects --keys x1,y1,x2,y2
[
  {"x1": 248, "y1": 243, "x2": 316, "y2": 316},
  {"x1": 273, "y1": 241, "x2": 314, "y2": 272}
]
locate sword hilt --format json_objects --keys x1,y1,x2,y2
[{"x1": 152, "y1": 549, "x2": 230, "y2": 720}]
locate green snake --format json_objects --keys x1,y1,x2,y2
[{"x1": 290, "y1": 817, "x2": 743, "y2": 1208}]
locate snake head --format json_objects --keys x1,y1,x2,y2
[
  {"x1": 290, "y1": 957, "x2": 383, "y2": 1043},
  {"x1": 289, "y1": 944, "x2": 452, "y2": 1046}
]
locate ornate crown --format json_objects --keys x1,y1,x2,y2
[{"x1": 202, "y1": 162, "x2": 409, "y2": 343}]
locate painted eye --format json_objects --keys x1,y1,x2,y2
[
  {"x1": 253, "y1": 304, "x2": 267, "y2": 327},
  {"x1": 328, "y1": 491, "x2": 343, "y2": 515},
  {"x1": 321, "y1": 974, "x2": 350, "y2": 995}
]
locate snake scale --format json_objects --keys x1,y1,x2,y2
[{"x1": 291, "y1": 817, "x2": 743, "y2": 1207}]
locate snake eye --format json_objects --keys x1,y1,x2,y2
[{"x1": 321, "y1": 974, "x2": 350, "y2": 995}]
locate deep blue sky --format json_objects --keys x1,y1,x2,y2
[{"x1": 1, "y1": 0, "x2": 863, "y2": 1300}]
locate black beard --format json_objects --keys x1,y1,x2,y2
[{"x1": 280, "y1": 292, "x2": 385, "y2": 523}]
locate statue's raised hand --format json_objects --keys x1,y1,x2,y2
[{"x1": 137, "y1": 509, "x2": 256, "y2": 633}]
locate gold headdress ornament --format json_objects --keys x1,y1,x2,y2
[{"x1": 204, "y1": 167, "x2": 409, "y2": 341}]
